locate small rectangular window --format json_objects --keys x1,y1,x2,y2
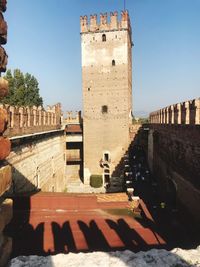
[
  {"x1": 102, "y1": 105, "x2": 108, "y2": 113},
  {"x1": 102, "y1": 34, "x2": 106, "y2": 42},
  {"x1": 104, "y1": 153, "x2": 109, "y2": 161}
]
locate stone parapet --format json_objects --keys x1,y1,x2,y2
[
  {"x1": 0, "y1": 165, "x2": 12, "y2": 196},
  {"x1": 7, "y1": 129, "x2": 66, "y2": 194},
  {"x1": 80, "y1": 10, "x2": 131, "y2": 33},
  {"x1": 0, "y1": 103, "x2": 62, "y2": 137},
  {"x1": 0, "y1": 137, "x2": 10, "y2": 160},
  {"x1": 0, "y1": 107, "x2": 7, "y2": 133},
  {"x1": 149, "y1": 98, "x2": 200, "y2": 125},
  {"x1": 0, "y1": 198, "x2": 13, "y2": 232},
  {"x1": 0, "y1": 236, "x2": 12, "y2": 267},
  {"x1": 0, "y1": 195, "x2": 12, "y2": 266}
]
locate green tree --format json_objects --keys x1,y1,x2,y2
[{"x1": 1, "y1": 69, "x2": 43, "y2": 107}]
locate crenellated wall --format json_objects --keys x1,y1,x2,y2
[
  {"x1": 80, "y1": 10, "x2": 131, "y2": 33},
  {"x1": 63, "y1": 111, "x2": 82, "y2": 125},
  {"x1": 149, "y1": 98, "x2": 200, "y2": 125},
  {"x1": 148, "y1": 98, "x2": 200, "y2": 228},
  {"x1": 0, "y1": 103, "x2": 62, "y2": 137}
]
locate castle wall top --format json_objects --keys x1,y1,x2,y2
[
  {"x1": 149, "y1": 98, "x2": 200, "y2": 125},
  {"x1": 80, "y1": 10, "x2": 131, "y2": 33},
  {"x1": 0, "y1": 103, "x2": 62, "y2": 137},
  {"x1": 63, "y1": 111, "x2": 82, "y2": 125}
]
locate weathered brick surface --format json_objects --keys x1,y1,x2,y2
[
  {"x1": 0, "y1": 198, "x2": 13, "y2": 232},
  {"x1": 7, "y1": 131, "x2": 66, "y2": 194},
  {"x1": 0, "y1": 103, "x2": 62, "y2": 138},
  {"x1": 0, "y1": 77, "x2": 8, "y2": 98},
  {"x1": 149, "y1": 124, "x2": 200, "y2": 224},
  {"x1": 0, "y1": 236, "x2": 12, "y2": 267},
  {"x1": 0, "y1": 137, "x2": 10, "y2": 160},
  {"x1": 0, "y1": 107, "x2": 8, "y2": 133},
  {"x1": 0, "y1": 165, "x2": 11, "y2": 196},
  {"x1": 150, "y1": 98, "x2": 200, "y2": 125},
  {"x1": 0, "y1": 3, "x2": 13, "y2": 265},
  {"x1": 5, "y1": 125, "x2": 60, "y2": 137},
  {"x1": 0, "y1": 45, "x2": 7, "y2": 72},
  {"x1": 0, "y1": 0, "x2": 7, "y2": 13},
  {"x1": 152, "y1": 125, "x2": 200, "y2": 189},
  {"x1": 0, "y1": 11, "x2": 7, "y2": 45},
  {"x1": 81, "y1": 12, "x2": 132, "y2": 183}
]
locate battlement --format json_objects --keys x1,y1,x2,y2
[
  {"x1": 80, "y1": 10, "x2": 131, "y2": 33},
  {"x1": 0, "y1": 103, "x2": 62, "y2": 137},
  {"x1": 63, "y1": 111, "x2": 82, "y2": 125},
  {"x1": 149, "y1": 98, "x2": 200, "y2": 125}
]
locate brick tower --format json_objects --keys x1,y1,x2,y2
[{"x1": 80, "y1": 11, "x2": 133, "y2": 185}]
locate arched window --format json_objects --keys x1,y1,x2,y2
[
  {"x1": 112, "y1": 60, "x2": 115, "y2": 66},
  {"x1": 102, "y1": 34, "x2": 106, "y2": 42},
  {"x1": 104, "y1": 153, "x2": 109, "y2": 162}
]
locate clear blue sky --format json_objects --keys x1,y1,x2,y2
[{"x1": 4, "y1": 0, "x2": 200, "y2": 116}]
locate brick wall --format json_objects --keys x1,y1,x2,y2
[
  {"x1": 81, "y1": 11, "x2": 132, "y2": 184},
  {"x1": 1, "y1": 103, "x2": 61, "y2": 137},
  {"x1": 148, "y1": 98, "x2": 200, "y2": 226}
]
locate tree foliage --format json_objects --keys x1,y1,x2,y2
[
  {"x1": 132, "y1": 116, "x2": 149, "y2": 124},
  {"x1": 1, "y1": 69, "x2": 43, "y2": 107}
]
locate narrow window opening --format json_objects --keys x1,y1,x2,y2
[
  {"x1": 112, "y1": 59, "x2": 115, "y2": 66},
  {"x1": 102, "y1": 105, "x2": 108, "y2": 113},
  {"x1": 88, "y1": 87, "x2": 90, "y2": 91},
  {"x1": 104, "y1": 153, "x2": 109, "y2": 161},
  {"x1": 104, "y1": 174, "x2": 110, "y2": 184},
  {"x1": 102, "y1": 34, "x2": 106, "y2": 42}
]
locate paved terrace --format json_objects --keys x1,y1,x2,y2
[{"x1": 5, "y1": 192, "x2": 165, "y2": 257}]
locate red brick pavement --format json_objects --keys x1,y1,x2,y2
[{"x1": 6, "y1": 192, "x2": 166, "y2": 256}]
